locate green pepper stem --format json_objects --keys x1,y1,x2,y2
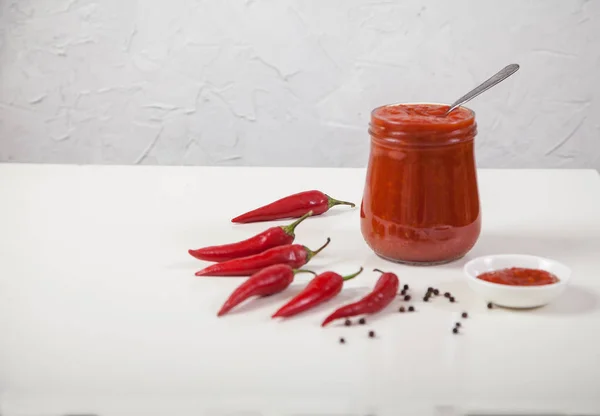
[
  {"x1": 306, "y1": 237, "x2": 331, "y2": 260},
  {"x1": 343, "y1": 267, "x2": 364, "y2": 281},
  {"x1": 326, "y1": 194, "x2": 356, "y2": 209},
  {"x1": 293, "y1": 269, "x2": 316, "y2": 276},
  {"x1": 281, "y1": 210, "x2": 313, "y2": 236}
]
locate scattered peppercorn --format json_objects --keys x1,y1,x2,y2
[
  {"x1": 403, "y1": 284, "x2": 409, "y2": 290},
  {"x1": 487, "y1": 302, "x2": 493, "y2": 309},
  {"x1": 455, "y1": 322, "x2": 461, "y2": 328},
  {"x1": 358, "y1": 318, "x2": 366, "y2": 325},
  {"x1": 368, "y1": 330, "x2": 375, "y2": 338},
  {"x1": 423, "y1": 296, "x2": 429, "y2": 302},
  {"x1": 449, "y1": 297, "x2": 455, "y2": 303},
  {"x1": 452, "y1": 328, "x2": 459, "y2": 334},
  {"x1": 408, "y1": 306, "x2": 415, "y2": 312},
  {"x1": 428, "y1": 287, "x2": 433, "y2": 292},
  {"x1": 444, "y1": 292, "x2": 451, "y2": 298},
  {"x1": 462, "y1": 312, "x2": 468, "y2": 318},
  {"x1": 404, "y1": 295, "x2": 411, "y2": 301},
  {"x1": 399, "y1": 306, "x2": 405, "y2": 313},
  {"x1": 339, "y1": 337, "x2": 345, "y2": 344},
  {"x1": 400, "y1": 290, "x2": 407, "y2": 296},
  {"x1": 433, "y1": 289, "x2": 440, "y2": 295},
  {"x1": 344, "y1": 319, "x2": 352, "y2": 326}
]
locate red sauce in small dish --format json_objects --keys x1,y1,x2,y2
[{"x1": 477, "y1": 267, "x2": 559, "y2": 286}]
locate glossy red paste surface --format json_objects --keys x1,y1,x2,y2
[
  {"x1": 372, "y1": 103, "x2": 474, "y2": 131},
  {"x1": 360, "y1": 103, "x2": 481, "y2": 264},
  {"x1": 477, "y1": 267, "x2": 560, "y2": 286}
]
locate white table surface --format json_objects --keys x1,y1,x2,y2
[{"x1": 1, "y1": 164, "x2": 600, "y2": 416}]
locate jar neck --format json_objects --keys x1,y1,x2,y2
[{"x1": 369, "y1": 103, "x2": 477, "y2": 147}]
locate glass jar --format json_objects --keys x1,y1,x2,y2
[{"x1": 360, "y1": 103, "x2": 481, "y2": 265}]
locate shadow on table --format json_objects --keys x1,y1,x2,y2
[
  {"x1": 261, "y1": 287, "x2": 365, "y2": 322},
  {"x1": 433, "y1": 232, "x2": 600, "y2": 271},
  {"x1": 226, "y1": 285, "x2": 364, "y2": 318},
  {"x1": 512, "y1": 285, "x2": 599, "y2": 316},
  {"x1": 224, "y1": 283, "x2": 309, "y2": 316},
  {"x1": 167, "y1": 260, "x2": 206, "y2": 270},
  {"x1": 435, "y1": 233, "x2": 600, "y2": 315},
  {"x1": 419, "y1": 278, "x2": 599, "y2": 316}
]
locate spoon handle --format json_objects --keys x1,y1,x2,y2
[{"x1": 445, "y1": 64, "x2": 520, "y2": 114}]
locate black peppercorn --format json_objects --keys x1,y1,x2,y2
[
  {"x1": 423, "y1": 296, "x2": 429, "y2": 302},
  {"x1": 487, "y1": 302, "x2": 493, "y2": 309},
  {"x1": 339, "y1": 337, "x2": 345, "y2": 344},
  {"x1": 368, "y1": 330, "x2": 375, "y2": 338},
  {"x1": 400, "y1": 290, "x2": 407, "y2": 296},
  {"x1": 461, "y1": 312, "x2": 468, "y2": 318},
  {"x1": 449, "y1": 297, "x2": 455, "y2": 303},
  {"x1": 455, "y1": 322, "x2": 461, "y2": 328},
  {"x1": 427, "y1": 287, "x2": 433, "y2": 292},
  {"x1": 359, "y1": 318, "x2": 366, "y2": 325},
  {"x1": 399, "y1": 306, "x2": 405, "y2": 313},
  {"x1": 404, "y1": 295, "x2": 411, "y2": 301},
  {"x1": 433, "y1": 289, "x2": 440, "y2": 295},
  {"x1": 452, "y1": 328, "x2": 459, "y2": 334},
  {"x1": 444, "y1": 292, "x2": 451, "y2": 298},
  {"x1": 408, "y1": 306, "x2": 415, "y2": 312},
  {"x1": 345, "y1": 319, "x2": 352, "y2": 326},
  {"x1": 403, "y1": 284, "x2": 409, "y2": 290}
]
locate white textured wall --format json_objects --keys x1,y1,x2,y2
[{"x1": 0, "y1": 0, "x2": 599, "y2": 168}]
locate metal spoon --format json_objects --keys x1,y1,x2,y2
[{"x1": 444, "y1": 63, "x2": 520, "y2": 115}]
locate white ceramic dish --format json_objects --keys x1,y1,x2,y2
[{"x1": 464, "y1": 254, "x2": 571, "y2": 308}]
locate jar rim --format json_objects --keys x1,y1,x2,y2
[
  {"x1": 369, "y1": 102, "x2": 477, "y2": 146},
  {"x1": 371, "y1": 102, "x2": 476, "y2": 129}
]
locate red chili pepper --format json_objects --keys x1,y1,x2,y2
[
  {"x1": 231, "y1": 190, "x2": 355, "y2": 223},
  {"x1": 189, "y1": 211, "x2": 313, "y2": 262},
  {"x1": 195, "y1": 238, "x2": 331, "y2": 277},
  {"x1": 217, "y1": 265, "x2": 315, "y2": 316},
  {"x1": 272, "y1": 267, "x2": 363, "y2": 318},
  {"x1": 321, "y1": 268, "x2": 399, "y2": 327}
]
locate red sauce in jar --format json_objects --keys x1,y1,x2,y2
[
  {"x1": 477, "y1": 267, "x2": 560, "y2": 286},
  {"x1": 360, "y1": 103, "x2": 481, "y2": 265}
]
